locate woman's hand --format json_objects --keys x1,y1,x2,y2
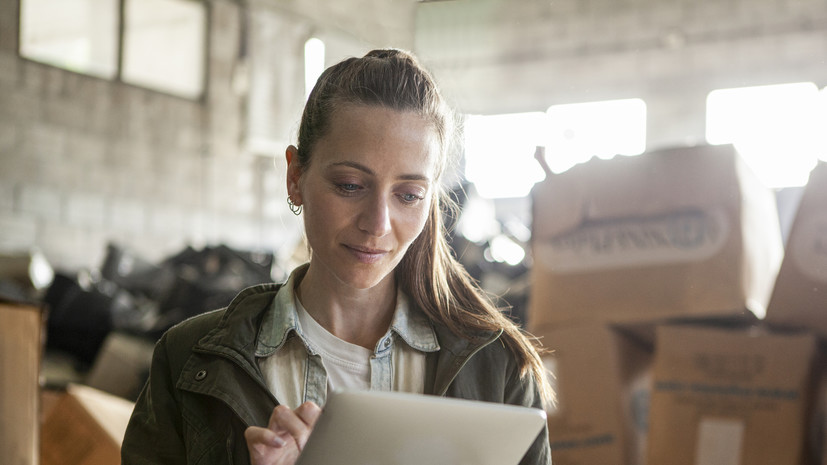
[{"x1": 244, "y1": 401, "x2": 322, "y2": 465}]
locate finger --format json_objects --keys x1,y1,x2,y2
[
  {"x1": 292, "y1": 402, "x2": 322, "y2": 451},
  {"x1": 245, "y1": 426, "x2": 290, "y2": 465},
  {"x1": 272, "y1": 405, "x2": 315, "y2": 451},
  {"x1": 267, "y1": 405, "x2": 285, "y2": 431},
  {"x1": 245, "y1": 425, "x2": 286, "y2": 448},
  {"x1": 294, "y1": 401, "x2": 322, "y2": 429}
]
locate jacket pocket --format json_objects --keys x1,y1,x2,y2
[{"x1": 181, "y1": 396, "x2": 232, "y2": 465}]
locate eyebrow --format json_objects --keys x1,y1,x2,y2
[{"x1": 329, "y1": 161, "x2": 431, "y2": 182}]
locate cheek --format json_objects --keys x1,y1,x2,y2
[
  {"x1": 301, "y1": 196, "x2": 340, "y2": 244},
  {"x1": 399, "y1": 205, "x2": 432, "y2": 245}
]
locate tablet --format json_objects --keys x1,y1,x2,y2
[{"x1": 295, "y1": 390, "x2": 547, "y2": 465}]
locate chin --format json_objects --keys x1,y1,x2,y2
[{"x1": 339, "y1": 268, "x2": 395, "y2": 291}]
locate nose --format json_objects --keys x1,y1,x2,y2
[{"x1": 357, "y1": 194, "x2": 392, "y2": 237}]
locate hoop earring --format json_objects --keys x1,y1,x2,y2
[{"x1": 287, "y1": 196, "x2": 303, "y2": 215}]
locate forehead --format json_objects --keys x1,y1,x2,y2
[{"x1": 312, "y1": 104, "x2": 441, "y2": 177}]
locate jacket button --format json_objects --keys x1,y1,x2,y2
[
  {"x1": 383, "y1": 338, "x2": 391, "y2": 348},
  {"x1": 195, "y1": 370, "x2": 207, "y2": 381}
]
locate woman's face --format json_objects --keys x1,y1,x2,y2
[{"x1": 287, "y1": 104, "x2": 440, "y2": 291}]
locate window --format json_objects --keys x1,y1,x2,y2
[
  {"x1": 464, "y1": 112, "x2": 548, "y2": 199},
  {"x1": 19, "y1": 0, "x2": 119, "y2": 78},
  {"x1": 463, "y1": 99, "x2": 647, "y2": 199},
  {"x1": 19, "y1": 0, "x2": 207, "y2": 99},
  {"x1": 545, "y1": 98, "x2": 647, "y2": 174},
  {"x1": 706, "y1": 82, "x2": 827, "y2": 188},
  {"x1": 122, "y1": 0, "x2": 206, "y2": 99},
  {"x1": 304, "y1": 38, "x2": 325, "y2": 100}
]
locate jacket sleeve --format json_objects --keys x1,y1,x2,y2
[
  {"x1": 506, "y1": 367, "x2": 552, "y2": 465},
  {"x1": 121, "y1": 333, "x2": 188, "y2": 465}
]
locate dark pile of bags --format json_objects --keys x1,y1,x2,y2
[{"x1": 43, "y1": 243, "x2": 275, "y2": 366}]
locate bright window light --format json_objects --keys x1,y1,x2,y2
[
  {"x1": 487, "y1": 235, "x2": 526, "y2": 266},
  {"x1": 19, "y1": 0, "x2": 119, "y2": 78},
  {"x1": 545, "y1": 98, "x2": 647, "y2": 174},
  {"x1": 122, "y1": 0, "x2": 206, "y2": 99},
  {"x1": 463, "y1": 112, "x2": 548, "y2": 199},
  {"x1": 706, "y1": 82, "x2": 827, "y2": 188},
  {"x1": 304, "y1": 38, "x2": 325, "y2": 100}
]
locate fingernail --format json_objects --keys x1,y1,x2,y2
[{"x1": 271, "y1": 435, "x2": 286, "y2": 447}]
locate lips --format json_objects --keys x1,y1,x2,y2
[{"x1": 344, "y1": 244, "x2": 389, "y2": 264}]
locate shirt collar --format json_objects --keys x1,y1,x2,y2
[
  {"x1": 255, "y1": 264, "x2": 440, "y2": 357},
  {"x1": 389, "y1": 291, "x2": 439, "y2": 353},
  {"x1": 255, "y1": 265, "x2": 305, "y2": 357}
]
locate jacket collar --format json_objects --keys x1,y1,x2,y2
[
  {"x1": 254, "y1": 264, "x2": 440, "y2": 358},
  {"x1": 429, "y1": 324, "x2": 504, "y2": 396},
  {"x1": 185, "y1": 264, "x2": 502, "y2": 413}
]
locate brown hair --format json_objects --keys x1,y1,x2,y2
[{"x1": 295, "y1": 49, "x2": 553, "y2": 408}]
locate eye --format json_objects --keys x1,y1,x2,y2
[
  {"x1": 337, "y1": 183, "x2": 361, "y2": 193},
  {"x1": 399, "y1": 192, "x2": 425, "y2": 204}
]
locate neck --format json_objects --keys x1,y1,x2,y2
[{"x1": 296, "y1": 264, "x2": 397, "y2": 350}]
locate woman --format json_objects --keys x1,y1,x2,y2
[{"x1": 121, "y1": 49, "x2": 553, "y2": 465}]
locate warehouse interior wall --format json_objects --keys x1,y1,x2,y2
[
  {"x1": 415, "y1": 0, "x2": 827, "y2": 150},
  {"x1": 0, "y1": 0, "x2": 825, "y2": 273}
]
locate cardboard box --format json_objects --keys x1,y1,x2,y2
[
  {"x1": 85, "y1": 332, "x2": 154, "y2": 401},
  {"x1": 766, "y1": 161, "x2": 827, "y2": 338},
  {"x1": 40, "y1": 384, "x2": 135, "y2": 465},
  {"x1": 540, "y1": 324, "x2": 651, "y2": 465},
  {"x1": 0, "y1": 250, "x2": 54, "y2": 300},
  {"x1": 40, "y1": 388, "x2": 64, "y2": 424},
  {"x1": 814, "y1": 360, "x2": 827, "y2": 465},
  {"x1": 0, "y1": 302, "x2": 44, "y2": 465},
  {"x1": 647, "y1": 325, "x2": 816, "y2": 465},
  {"x1": 804, "y1": 351, "x2": 827, "y2": 465},
  {"x1": 528, "y1": 144, "x2": 783, "y2": 331}
]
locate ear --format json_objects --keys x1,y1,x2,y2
[{"x1": 285, "y1": 145, "x2": 302, "y2": 205}]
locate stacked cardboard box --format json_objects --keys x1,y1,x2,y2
[
  {"x1": 85, "y1": 331, "x2": 154, "y2": 401},
  {"x1": 817, "y1": 363, "x2": 827, "y2": 465},
  {"x1": 541, "y1": 325, "x2": 651, "y2": 465},
  {"x1": 0, "y1": 301, "x2": 43, "y2": 465},
  {"x1": 528, "y1": 144, "x2": 783, "y2": 331},
  {"x1": 766, "y1": 161, "x2": 827, "y2": 337},
  {"x1": 40, "y1": 384, "x2": 135, "y2": 465},
  {"x1": 527, "y1": 144, "x2": 803, "y2": 465},
  {"x1": 766, "y1": 161, "x2": 827, "y2": 465},
  {"x1": 648, "y1": 325, "x2": 816, "y2": 465}
]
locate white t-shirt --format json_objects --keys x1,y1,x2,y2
[
  {"x1": 296, "y1": 301, "x2": 372, "y2": 391},
  {"x1": 257, "y1": 271, "x2": 439, "y2": 409}
]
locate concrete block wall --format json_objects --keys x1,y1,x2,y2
[
  {"x1": 0, "y1": 0, "x2": 278, "y2": 271},
  {"x1": 0, "y1": 0, "x2": 416, "y2": 273},
  {"x1": 244, "y1": 0, "x2": 417, "y2": 152},
  {"x1": 414, "y1": 0, "x2": 827, "y2": 151}
]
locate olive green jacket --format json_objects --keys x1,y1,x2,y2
[{"x1": 121, "y1": 282, "x2": 551, "y2": 465}]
